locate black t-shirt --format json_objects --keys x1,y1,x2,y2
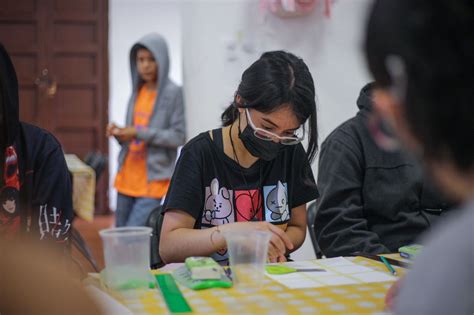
[{"x1": 163, "y1": 129, "x2": 319, "y2": 262}]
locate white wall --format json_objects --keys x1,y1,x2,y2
[
  {"x1": 108, "y1": 0, "x2": 372, "y2": 260},
  {"x1": 181, "y1": 0, "x2": 372, "y2": 260},
  {"x1": 108, "y1": 0, "x2": 182, "y2": 210},
  {"x1": 182, "y1": 0, "x2": 372, "y2": 140}
]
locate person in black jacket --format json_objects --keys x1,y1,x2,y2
[
  {"x1": 0, "y1": 43, "x2": 73, "y2": 246},
  {"x1": 314, "y1": 83, "x2": 451, "y2": 257}
]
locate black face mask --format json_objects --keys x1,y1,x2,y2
[{"x1": 238, "y1": 120, "x2": 283, "y2": 161}]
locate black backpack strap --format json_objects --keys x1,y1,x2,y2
[{"x1": 146, "y1": 205, "x2": 165, "y2": 269}]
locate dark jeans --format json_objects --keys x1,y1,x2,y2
[{"x1": 115, "y1": 192, "x2": 161, "y2": 227}]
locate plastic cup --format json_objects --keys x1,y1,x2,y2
[
  {"x1": 99, "y1": 227, "x2": 152, "y2": 290},
  {"x1": 224, "y1": 230, "x2": 271, "y2": 291}
]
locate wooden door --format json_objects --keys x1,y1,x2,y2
[{"x1": 0, "y1": 0, "x2": 109, "y2": 214}]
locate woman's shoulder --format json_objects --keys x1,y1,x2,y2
[
  {"x1": 161, "y1": 79, "x2": 182, "y2": 95},
  {"x1": 180, "y1": 130, "x2": 216, "y2": 155},
  {"x1": 19, "y1": 122, "x2": 63, "y2": 156},
  {"x1": 284, "y1": 142, "x2": 308, "y2": 160}
]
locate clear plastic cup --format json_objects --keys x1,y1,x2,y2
[
  {"x1": 99, "y1": 227, "x2": 152, "y2": 290},
  {"x1": 224, "y1": 230, "x2": 271, "y2": 291}
]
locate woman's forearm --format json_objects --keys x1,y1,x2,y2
[
  {"x1": 285, "y1": 225, "x2": 306, "y2": 253},
  {"x1": 159, "y1": 226, "x2": 224, "y2": 263},
  {"x1": 159, "y1": 219, "x2": 298, "y2": 263}
]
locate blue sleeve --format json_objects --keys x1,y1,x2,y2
[{"x1": 395, "y1": 207, "x2": 474, "y2": 314}]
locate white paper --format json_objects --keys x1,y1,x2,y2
[
  {"x1": 330, "y1": 264, "x2": 374, "y2": 274},
  {"x1": 315, "y1": 257, "x2": 354, "y2": 267},
  {"x1": 316, "y1": 276, "x2": 358, "y2": 286},
  {"x1": 266, "y1": 257, "x2": 397, "y2": 289},
  {"x1": 351, "y1": 271, "x2": 396, "y2": 283}
]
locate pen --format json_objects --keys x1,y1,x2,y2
[
  {"x1": 380, "y1": 256, "x2": 397, "y2": 276},
  {"x1": 351, "y1": 252, "x2": 410, "y2": 268}
]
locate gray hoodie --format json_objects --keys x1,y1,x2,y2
[{"x1": 117, "y1": 33, "x2": 186, "y2": 181}]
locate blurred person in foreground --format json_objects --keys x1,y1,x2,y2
[
  {"x1": 365, "y1": 0, "x2": 474, "y2": 313},
  {"x1": 0, "y1": 240, "x2": 103, "y2": 315},
  {"x1": 0, "y1": 43, "x2": 73, "y2": 248}
]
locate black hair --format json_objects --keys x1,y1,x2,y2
[
  {"x1": 132, "y1": 43, "x2": 149, "y2": 55},
  {"x1": 131, "y1": 43, "x2": 155, "y2": 87},
  {"x1": 221, "y1": 51, "x2": 318, "y2": 163},
  {"x1": 0, "y1": 186, "x2": 18, "y2": 203},
  {"x1": 365, "y1": 0, "x2": 474, "y2": 171}
]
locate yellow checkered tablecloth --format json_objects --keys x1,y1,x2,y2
[
  {"x1": 99, "y1": 257, "x2": 405, "y2": 314},
  {"x1": 65, "y1": 154, "x2": 95, "y2": 222}
]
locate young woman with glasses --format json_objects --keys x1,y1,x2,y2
[{"x1": 160, "y1": 51, "x2": 319, "y2": 264}]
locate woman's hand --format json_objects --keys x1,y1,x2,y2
[
  {"x1": 107, "y1": 124, "x2": 137, "y2": 142},
  {"x1": 106, "y1": 122, "x2": 120, "y2": 137},
  {"x1": 219, "y1": 221, "x2": 294, "y2": 263},
  {"x1": 112, "y1": 126, "x2": 137, "y2": 142}
]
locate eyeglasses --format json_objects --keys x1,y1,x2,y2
[{"x1": 245, "y1": 108, "x2": 304, "y2": 145}]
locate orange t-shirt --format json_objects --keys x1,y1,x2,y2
[{"x1": 114, "y1": 87, "x2": 170, "y2": 198}]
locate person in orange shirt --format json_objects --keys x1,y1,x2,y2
[{"x1": 107, "y1": 33, "x2": 185, "y2": 227}]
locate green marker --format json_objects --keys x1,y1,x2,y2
[{"x1": 380, "y1": 256, "x2": 397, "y2": 276}]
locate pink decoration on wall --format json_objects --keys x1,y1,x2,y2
[{"x1": 260, "y1": 0, "x2": 333, "y2": 18}]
